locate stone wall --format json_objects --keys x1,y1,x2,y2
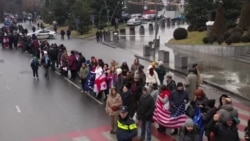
[{"x1": 166, "y1": 44, "x2": 250, "y2": 57}]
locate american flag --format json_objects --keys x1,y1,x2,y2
[{"x1": 153, "y1": 99, "x2": 186, "y2": 128}]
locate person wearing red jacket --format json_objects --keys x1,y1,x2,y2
[{"x1": 69, "y1": 50, "x2": 77, "y2": 80}]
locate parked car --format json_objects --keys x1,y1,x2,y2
[
  {"x1": 126, "y1": 18, "x2": 142, "y2": 26},
  {"x1": 27, "y1": 29, "x2": 56, "y2": 39}
]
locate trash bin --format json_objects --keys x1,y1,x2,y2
[
  {"x1": 143, "y1": 45, "x2": 151, "y2": 56},
  {"x1": 206, "y1": 21, "x2": 214, "y2": 36},
  {"x1": 119, "y1": 28, "x2": 126, "y2": 39},
  {"x1": 139, "y1": 25, "x2": 145, "y2": 35},
  {"x1": 129, "y1": 27, "x2": 135, "y2": 35},
  {"x1": 149, "y1": 23, "x2": 154, "y2": 31},
  {"x1": 113, "y1": 32, "x2": 119, "y2": 43}
]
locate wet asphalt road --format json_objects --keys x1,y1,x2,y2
[{"x1": 0, "y1": 49, "x2": 108, "y2": 141}]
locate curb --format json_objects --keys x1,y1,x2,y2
[
  {"x1": 100, "y1": 42, "x2": 250, "y2": 101},
  {"x1": 101, "y1": 42, "x2": 117, "y2": 48},
  {"x1": 134, "y1": 54, "x2": 250, "y2": 101}
]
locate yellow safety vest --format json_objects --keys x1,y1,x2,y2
[{"x1": 117, "y1": 120, "x2": 137, "y2": 130}]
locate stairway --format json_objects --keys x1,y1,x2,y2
[{"x1": 234, "y1": 52, "x2": 250, "y2": 64}]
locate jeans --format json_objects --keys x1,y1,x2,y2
[
  {"x1": 81, "y1": 78, "x2": 86, "y2": 91},
  {"x1": 141, "y1": 120, "x2": 152, "y2": 141}
]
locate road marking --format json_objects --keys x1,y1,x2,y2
[
  {"x1": 15, "y1": 105, "x2": 21, "y2": 113},
  {"x1": 85, "y1": 92, "x2": 104, "y2": 105},
  {"x1": 55, "y1": 71, "x2": 103, "y2": 105},
  {"x1": 63, "y1": 77, "x2": 81, "y2": 90}
]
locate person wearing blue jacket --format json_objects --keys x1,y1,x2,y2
[{"x1": 116, "y1": 106, "x2": 137, "y2": 141}]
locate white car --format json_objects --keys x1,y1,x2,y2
[
  {"x1": 27, "y1": 29, "x2": 56, "y2": 39},
  {"x1": 127, "y1": 18, "x2": 142, "y2": 26}
]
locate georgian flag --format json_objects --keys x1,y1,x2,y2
[{"x1": 93, "y1": 73, "x2": 107, "y2": 95}]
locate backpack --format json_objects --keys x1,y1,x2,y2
[{"x1": 31, "y1": 59, "x2": 38, "y2": 67}]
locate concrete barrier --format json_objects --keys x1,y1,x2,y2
[
  {"x1": 175, "y1": 54, "x2": 188, "y2": 69},
  {"x1": 158, "y1": 50, "x2": 169, "y2": 63},
  {"x1": 129, "y1": 27, "x2": 135, "y2": 35},
  {"x1": 166, "y1": 20, "x2": 171, "y2": 27},
  {"x1": 119, "y1": 28, "x2": 126, "y2": 39},
  {"x1": 143, "y1": 45, "x2": 151, "y2": 56},
  {"x1": 161, "y1": 20, "x2": 165, "y2": 28},
  {"x1": 139, "y1": 25, "x2": 145, "y2": 35},
  {"x1": 113, "y1": 31, "x2": 119, "y2": 43},
  {"x1": 149, "y1": 23, "x2": 154, "y2": 31},
  {"x1": 172, "y1": 21, "x2": 175, "y2": 26},
  {"x1": 166, "y1": 44, "x2": 250, "y2": 57}
]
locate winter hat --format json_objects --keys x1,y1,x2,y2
[
  {"x1": 177, "y1": 82, "x2": 184, "y2": 87},
  {"x1": 116, "y1": 68, "x2": 122, "y2": 75},
  {"x1": 158, "y1": 61, "x2": 163, "y2": 66},
  {"x1": 185, "y1": 119, "x2": 194, "y2": 127}
]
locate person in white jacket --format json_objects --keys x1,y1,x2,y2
[{"x1": 146, "y1": 65, "x2": 160, "y2": 86}]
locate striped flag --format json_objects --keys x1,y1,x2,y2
[{"x1": 153, "y1": 99, "x2": 186, "y2": 128}]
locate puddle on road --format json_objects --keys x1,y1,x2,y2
[{"x1": 0, "y1": 59, "x2": 4, "y2": 63}]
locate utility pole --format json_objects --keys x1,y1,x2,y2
[{"x1": 153, "y1": 0, "x2": 159, "y2": 61}]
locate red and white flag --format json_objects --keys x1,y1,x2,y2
[{"x1": 94, "y1": 73, "x2": 107, "y2": 95}]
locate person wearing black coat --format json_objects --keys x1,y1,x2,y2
[
  {"x1": 207, "y1": 113, "x2": 240, "y2": 141},
  {"x1": 121, "y1": 85, "x2": 133, "y2": 118},
  {"x1": 77, "y1": 52, "x2": 86, "y2": 72},
  {"x1": 137, "y1": 87, "x2": 155, "y2": 141},
  {"x1": 203, "y1": 99, "x2": 217, "y2": 141},
  {"x1": 166, "y1": 75, "x2": 176, "y2": 91}
]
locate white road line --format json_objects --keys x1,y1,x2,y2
[
  {"x1": 15, "y1": 105, "x2": 21, "y2": 113},
  {"x1": 64, "y1": 77, "x2": 81, "y2": 90},
  {"x1": 85, "y1": 93, "x2": 104, "y2": 105},
  {"x1": 55, "y1": 71, "x2": 104, "y2": 105}
]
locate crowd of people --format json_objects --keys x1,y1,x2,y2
[{"x1": 1, "y1": 24, "x2": 250, "y2": 141}]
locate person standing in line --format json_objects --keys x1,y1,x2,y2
[
  {"x1": 30, "y1": 56, "x2": 40, "y2": 80},
  {"x1": 155, "y1": 61, "x2": 166, "y2": 85},
  {"x1": 69, "y1": 50, "x2": 77, "y2": 80},
  {"x1": 105, "y1": 87, "x2": 123, "y2": 134},
  {"x1": 79, "y1": 62, "x2": 89, "y2": 93},
  {"x1": 137, "y1": 87, "x2": 155, "y2": 141},
  {"x1": 185, "y1": 69, "x2": 198, "y2": 101}
]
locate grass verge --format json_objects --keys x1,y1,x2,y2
[{"x1": 167, "y1": 31, "x2": 250, "y2": 46}]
